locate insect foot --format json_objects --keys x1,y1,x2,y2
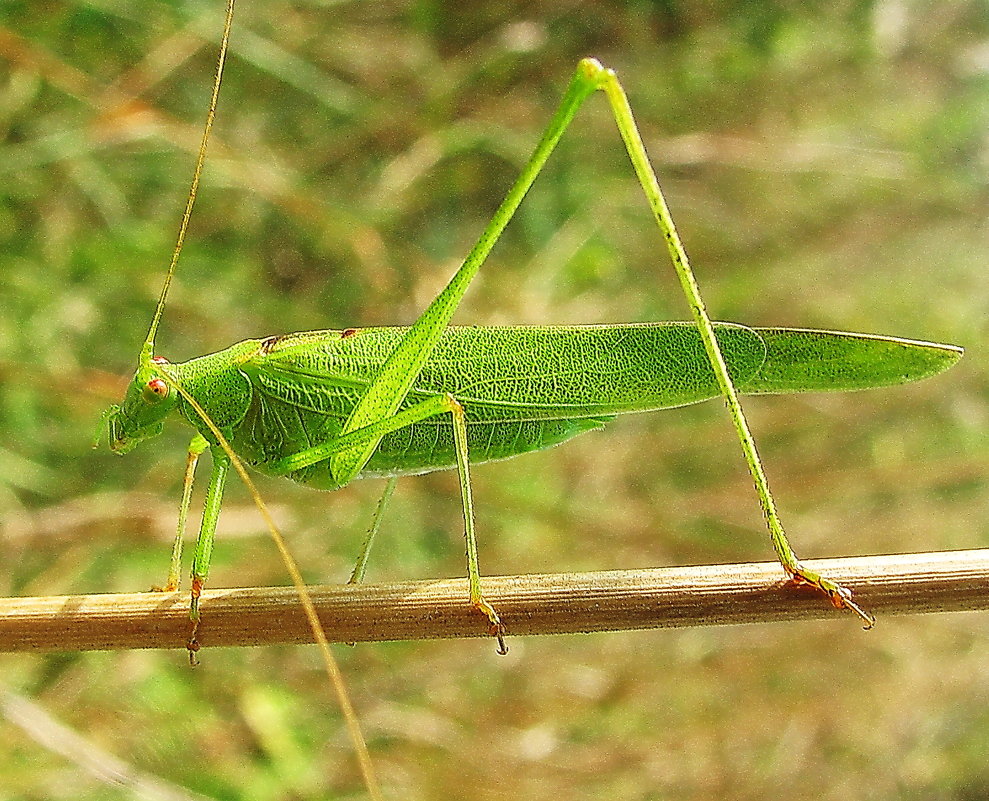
[
  {"x1": 474, "y1": 597, "x2": 508, "y2": 655},
  {"x1": 186, "y1": 576, "x2": 206, "y2": 666},
  {"x1": 787, "y1": 563, "x2": 876, "y2": 630}
]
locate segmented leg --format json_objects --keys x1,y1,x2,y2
[
  {"x1": 187, "y1": 446, "x2": 231, "y2": 663},
  {"x1": 273, "y1": 394, "x2": 507, "y2": 651},
  {"x1": 447, "y1": 396, "x2": 507, "y2": 653},
  {"x1": 586, "y1": 61, "x2": 873, "y2": 627},
  {"x1": 160, "y1": 434, "x2": 209, "y2": 592},
  {"x1": 349, "y1": 476, "x2": 398, "y2": 585}
]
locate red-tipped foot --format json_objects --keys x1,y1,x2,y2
[
  {"x1": 474, "y1": 598, "x2": 509, "y2": 655},
  {"x1": 187, "y1": 625, "x2": 201, "y2": 667},
  {"x1": 787, "y1": 564, "x2": 875, "y2": 630}
]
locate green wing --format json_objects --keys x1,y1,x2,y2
[
  {"x1": 254, "y1": 322, "x2": 768, "y2": 415},
  {"x1": 231, "y1": 323, "x2": 960, "y2": 486},
  {"x1": 738, "y1": 328, "x2": 962, "y2": 393}
]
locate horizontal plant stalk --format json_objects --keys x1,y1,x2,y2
[{"x1": 2, "y1": 549, "x2": 987, "y2": 653}]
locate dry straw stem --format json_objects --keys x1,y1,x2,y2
[{"x1": 2, "y1": 549, "x2": 988, "y2": 653}]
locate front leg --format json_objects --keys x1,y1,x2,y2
[
  {"x1": 159, "y1": 434, "x2": 210, "y2": 592},
  {"x1": 187, "y1": 445, "x2": 231, "y2": 662}
]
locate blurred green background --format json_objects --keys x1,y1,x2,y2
[{"x1": 1, "y1": 1, "x2": 987, "y2": 799}]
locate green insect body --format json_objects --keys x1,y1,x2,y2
[{"x1": 108, "y1": 322, "x2": 960, "y2": 489}]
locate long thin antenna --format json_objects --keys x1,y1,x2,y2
[
  {"x1": 141, "y1": 0, "x2": 236, "y2": 364},
  {"x1": 141, "y1": 5, "x2": 383, "y2": 797}
]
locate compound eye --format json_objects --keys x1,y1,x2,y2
[{"x1": 143, "y1": 378, "x2": 169, "y2": 403}]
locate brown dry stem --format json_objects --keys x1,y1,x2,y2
[{"x1": 2, "y1": 549, "x2": 987, "y2": 653}]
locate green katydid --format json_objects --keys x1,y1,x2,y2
[{"x1": 98, "y1": 29, "x2": 962, "y2": 662}]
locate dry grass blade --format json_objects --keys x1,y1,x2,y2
[
  {"x1": 2, "y1": 549, "x2": 987, "y2": 653},
  {"x1": 1, "y1": 686, "x2": 217, "y2": 801}
]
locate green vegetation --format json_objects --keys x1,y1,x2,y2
[{"x1": 1, "y1": 2, "x2": 987, "y2": 799}]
